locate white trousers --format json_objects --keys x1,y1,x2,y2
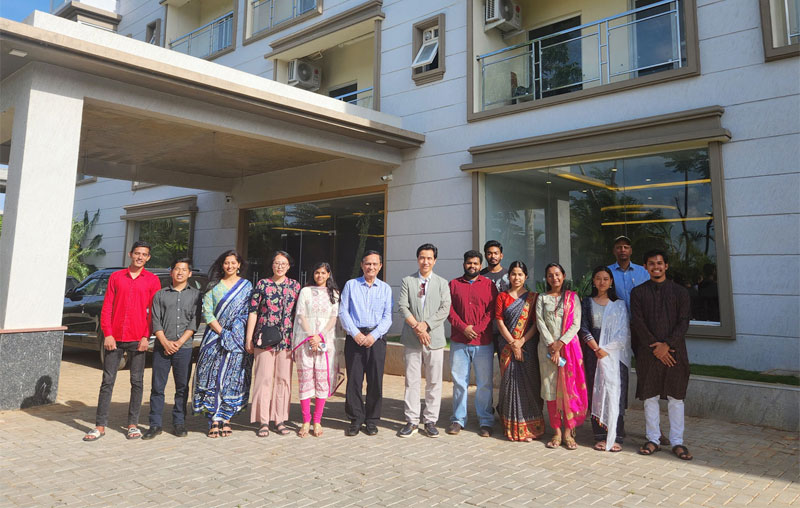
[
  {"x1": 403, "y1": 346, "x2": 444, "y2": 425},
  {"x1": 644, "y1": 395, "x2": 685, "y2": 446}
]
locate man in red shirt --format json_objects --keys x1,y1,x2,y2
[
  {"x1": 447, "y1": 250, "x2": 498, "y2": 437},
  {"x1": 83, "y1": 241, "x2": 162, "y2": 441}
]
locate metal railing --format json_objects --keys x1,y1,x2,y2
[
  {"x1": 331, "y1": 87, "x2": 374, "y2": 109},
  {"x1": 170, "y1": 11, "x2": 234, "y2": 59},
  {"x1": 784, "y1": 0, "x2": 800, "y2": 45},
  {"x1": 251, "y1": 0, "x2": 317, "y2": 35},
  {"x1": 477, "y1": 0, "x2": 683, "y2": 111}
]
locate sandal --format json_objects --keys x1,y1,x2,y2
[
  {"x1": 207, "y1": 422, "x2": 220, "y2": 439},
  {"x1": 672, "y1": 444, "x2": 693, "y2": 461},
  {"x1": 594, "y1": 441, "x2": 607, "y2": 451},
  {"x1": 83, "y1": 428, "x2": 105, "y2": 442},
  {"x1": 610, "y1": 442, "x2": 623, "y2": 452},
  {"x1": 126, "y1": 426, "x2": 142, "y2": 440},
  {"x1": 256, "y1": 424, "x2": 269, "y2": 438},
  {"x1": 298, "y1": 423, "x2": 310, "y2": 438},
  {"x1": 275, "y1": 422, "x2": 291, "y2": 436},
  {"x1": 564, "y1": 435, "x2": 578, "y2": 450},
  {"x1": 313, "y1": 423, "x2": 323, "y2": 437},
  {"x1": 220, "y1": 422, "x2": 232, "y2": 437},
  {"x1": 639, "y1": 441, "x2": 661, "y2": 455},
  {"x1": 546, "y1": 434, "x2": 562, "y2": 449}
]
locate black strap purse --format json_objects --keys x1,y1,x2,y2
[{"x1": 254, "y1": 292, "x2": 286, "y2": 349}]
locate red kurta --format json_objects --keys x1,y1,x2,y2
[{"x1": 100, "y1": 268, "x2": 161, "y2": 342}]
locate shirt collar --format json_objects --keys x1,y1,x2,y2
[{"x1": 417, "y1": 271, "x2": 431, "y2": 281}]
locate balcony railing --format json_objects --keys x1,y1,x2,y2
[
  {"x1": 783, "y1": 0, "x2": 800, "y2": 45},
  {"x1": 170, "y1": 11, "x2": 234, "y2": 59},
  {"x1": 331, "y1": 87, "x2": 374, "y2": 109},
  {"x1": 252, "y1": 0, "x2": 317, "y2": 35},
  {"x1": 476, "y1": 0, "x2": 683, "y2": 111}
]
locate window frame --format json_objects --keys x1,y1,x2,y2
[
  {"x1": 759, "y1": 0, "x2": 800, "y2": 61},
  {"x1": 412, "y1": 14, "x2": 446, "y2": 85},
  {"x1": 466, "y1": 0, "x2": 701, "y2": 122},
  {"x1": 146, "y1": 18, "x2": 162, "y2": 46},
  {"x1": 121, "y1": 196, "x2": 198, "y2": 267},
  {"x1": 467, "y1": 106, "x2": 735, "y2": 340}
]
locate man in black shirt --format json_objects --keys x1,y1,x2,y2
[
  {"x1": 142, "y1": 258, "x2": 201, "y2": 439},
  {"x1": 480, "y1": 240, "x2": 509, "y2": 360}
]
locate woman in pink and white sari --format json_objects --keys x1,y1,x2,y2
[
  {"x1": 536, "y1": 263, "x2": 588, "y2": 450},
  {"x1": 292, "y1": 262, "x2": 343, "y2": 437}
]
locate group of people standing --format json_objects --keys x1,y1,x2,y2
[{"x1": 81, "y1": 235, "x2": 693, "y2": 461}]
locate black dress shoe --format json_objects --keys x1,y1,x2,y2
[
  {"x1": 345, "y1": 423, "x2": 361, "y2": 436},
  {"x1": 142, "y1": 426, "x2": 162, "y2": 440},
  {"x1": 478, "y1": 426, "x2": 493, "y2": 438},
  {"x1": 364, "y1": 423, "x2": 378, "y2": 436},
  {"x1": 173, "y1": 425, "x2": 188, "y2": 437},
  {"x1": 422, "y1": 423, "x2": 439, "y2": 438}
]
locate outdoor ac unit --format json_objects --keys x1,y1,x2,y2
[
  {"x1": 485, "y1": 0, "x2": 522, "y2": 33},
  {"x1": 287, "y1": 59, "x2": 321, "y2": 91}
]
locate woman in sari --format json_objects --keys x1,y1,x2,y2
[
  {"x1": 245, "y1": 251, "x2": 301, "y2": 438},
  {"x1": 192, "y1": 250, "x2": 253, "y2": 438},
  {"x1": 495, "y1": 261, "x2": 545, "y2": 442},
  {"x1": 579, "y1": 266, "x2": 632, "y2": 452},
  {"x1": 536, "y1": 262, "x2": 588, "y2": 450},
  {"x1": 291, "y1": 262, "x2": 343, "y2": 438}
]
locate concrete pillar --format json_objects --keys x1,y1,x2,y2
[{"x1": 0, "y1": 65, "x2": 84, "y2": 409}]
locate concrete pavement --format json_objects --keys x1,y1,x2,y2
[{"x1": 0, "y1": 349, "x2": 798, "y2": 507}]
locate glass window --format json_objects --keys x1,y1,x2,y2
[
  {"x1": 485, "y1": 148, "x2": 720, "y2": 324},
  {"x1": 251, "y1": 0, "x2": 318, "y2": 35},
  {"x1": 73, "y1": 273, "x2": 108, "y2": 297},
  {"x1": 134, "y1": 216, "x2": 191, "y2": 269},
  {"x1": 246, "y1": 193, "x2": 384, "y2": 288}
]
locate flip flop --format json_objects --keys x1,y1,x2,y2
[
  {"x1": 126, "y1": 426, "x2": 142, "y2": 440},
  {"x1": 639, "y1": 440, "x2": 661, "y2": 455},
  {"x1": 672, "y1": 444, "x2": 693, "y2": 460},
  {"x1": 83, "y1": 428, "x2": 105, "y2": 442}
]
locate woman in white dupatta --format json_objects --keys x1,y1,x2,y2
[
  {"x1": 579, "y1": 266, "x2": 633, "y2": 452},
  {"x1": 292, "y1": 262, "x2": 344, "y2": 438}
]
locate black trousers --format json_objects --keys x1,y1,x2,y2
[
  {"x1": 95, "y1": 341, "x2": 146, "y2": 427},
  {"x1": 344, "y1": 334, "x2": 386, "y2": 425},
  {"x1": 148, "y1": 345, "x2": 193, "y2": 427}
]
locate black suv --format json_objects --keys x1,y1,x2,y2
[{"x1": 63, "y1": 268, "x2": 209, "y2": 368}]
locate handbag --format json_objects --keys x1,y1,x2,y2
[{"x1": 254, "y1": 290, "x2": 286, "y2": 349}]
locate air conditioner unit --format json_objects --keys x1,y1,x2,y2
[
  {"x1": 485, "y1": 0, "x2": 522, "y2": 33},
  {"x1": 287, "y1": 59, "x2": 321, "y2": 91}
]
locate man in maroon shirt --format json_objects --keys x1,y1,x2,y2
[
  {"x1": 447, "y1": 250, "x2": 498, "y2": 437},
  {"x1": 83, "y1": 241, "x2": 162, "y2": 441}
]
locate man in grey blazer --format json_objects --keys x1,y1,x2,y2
[{"x1": 397, "y1": 243, "x2": 452, "y2": 438}]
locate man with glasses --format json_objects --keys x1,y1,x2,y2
[
  {"x1": 397, "y1": 244, "x2": 451, "y2": 438},
  {"x1": 339, "y1": 250, "x2": 393, "y2": 436},
  {"x1": 142, "y1": 258, "x2": 201, "y2": 440}
]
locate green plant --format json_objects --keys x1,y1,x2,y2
[{"x1": 68, "y1": 210, "x2": 105, "y2": 280}]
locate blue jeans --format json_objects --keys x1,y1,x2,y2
[
  {"x1": 148, "y1": 345, "x2": 193, "y2": 427},
  {"x1": 450, "y1": 342, "x2": 494, "y2": 428}
]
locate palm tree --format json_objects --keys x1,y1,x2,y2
[{"x1": 68, "y1": 210, "x2": 105, "y2": 281}]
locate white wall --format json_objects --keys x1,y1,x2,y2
[{"x1": 77, "y1": 0, "x2": 799, "y2": 371}]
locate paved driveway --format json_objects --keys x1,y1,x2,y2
[{"x1": 1, "y1": 350, "x2": 798, "y2": 507}]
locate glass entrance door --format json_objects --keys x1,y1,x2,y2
[{"x1": 245, "y1": 193, "x2": 385, "y2": 288}]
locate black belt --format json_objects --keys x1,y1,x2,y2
[{"x1": 358, "y1": 326, "x2": 377, "y2": 335}]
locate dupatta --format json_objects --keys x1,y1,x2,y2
[
  {"x1": 591, "y1": 299, "x2": 632, "y2": 449},
  {"x1": 554, "y1": 290, "x2": 589, "y2": 429}
]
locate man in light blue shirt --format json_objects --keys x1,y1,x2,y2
[
  {"x1": 339, "y1": 250, "x2": 393, "y2": 437},
  {"x1": 608, "y1": 235, "x2": 650, "y2": 309}
]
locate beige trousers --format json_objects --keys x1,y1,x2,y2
[
  {"x1": 250, "y1": 348, "x2": 292, "y2": 424},
  {"x1": 403, "y1": 346, "x2": 444, "y2": 425}
]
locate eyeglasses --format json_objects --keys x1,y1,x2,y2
[
  {"x1": 418, "y1": 281, "x2": 427, "y2": 298},
  {"x1": 273, "y1": 262, "x2": 289, "y2": 268}
]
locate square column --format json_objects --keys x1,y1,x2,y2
[{"x1": 0, "y1": 67, "x2": 84, "y2": 409}]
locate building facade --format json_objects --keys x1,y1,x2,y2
[{"x1": 1, "y1": 0, "x2": 798, "y2": 407}]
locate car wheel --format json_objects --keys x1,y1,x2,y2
[{"x1": 99, "y1": 340, "x2": 128, "y2": 370}]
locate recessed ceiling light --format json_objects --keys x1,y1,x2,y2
[
  {"x1": 9, "y1": 49, "x2": 28, "y2": 58},
  {"x1": 375, "y1": 139, "x2": 387, "y2": 144},
  {"x1": 610, "y1": 168, "x2": 617, "y2": 172},
  {"x1": 545, "y1": 181, "x2": 552, "y2": 184}
]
